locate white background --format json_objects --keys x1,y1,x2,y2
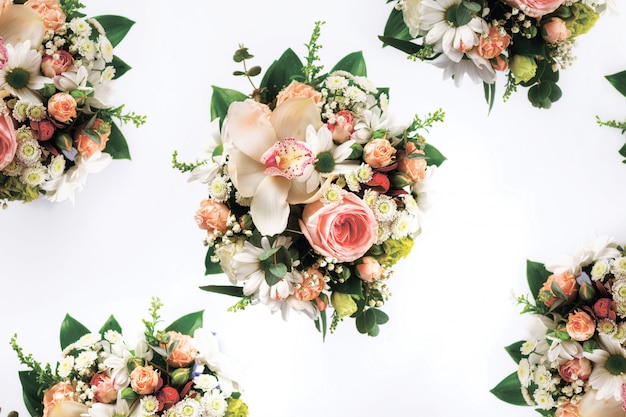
[{"x1": 2, "y1": 1, "x2": 626, "y2": 416}]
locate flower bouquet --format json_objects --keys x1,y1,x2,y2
[
  {"x1": 173, "y1": 22, "x2": 446, "y2": 338},
  {"x1": 11, "y1": 297, "x2": 248, "y2": 417},
  {"x1": 491, "y1": 236, "x2": 626, "y2": 417},
  {"x1": 597, "y1": 70, "x2": 626, "y2": 164},
  {"x1": 0, "y1": 0, "x2": 144, "y2": 207},
  {"x1": 380, "y1": 0, "x2": 609, "y2": 110}
]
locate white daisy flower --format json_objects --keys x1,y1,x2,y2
[
  {"x1": 97, "y1": 36, "x2": 114, "y2": 62},
  {"x1": 320, "y1": 183, "x2": 344, "y2": 205},
  {"x1": 16, "y1": 138, "x2": 41, "y2": 165},
  {"x1": 75, "y1": 333, "x2": 102, "y2": 349},
  {"x1": 584, "y1": 333, "x2": 626, "y2": 401},
  {"x1": 362, "y1": 189, "x2": 379, "y2": 207},
  {"x1": 47, "y1": 155, "x2": 66, "y2": 179},
  {"x1": 26, "y1": 103, "x2": 46, "y2": 121},
  {"x1": 373, "y1": 195, "x2": 397, "y2": 222},
  {"x1": 69, "y1": 18, "x2": 92, "y2": 37},
  {"x1": 354, "y1": 163, "x2": 374, "y2": 183},
  {"x1": 345, "y1": 171, "x2": 361, "y2": 192},
  {"x1": 376, "y1": 222, "x2": 392, "y2": 245},
  {"x1": 344, "y1": 85, "x2": 367, "y2": 103},
  {"x1": 140, "y1": 395, "x2": 159, "y2": 416},
  {"x1": 354, "y1": 76, "x2": 378, "y2": 94},
  {"x1": 2, "y1": 159, "x2": 23, "y2": 176},
  {"x1": 103, "y1": 330, "x2": 123, "y2": 344},
  {"x1": 176, "y1": 398, "x2": 201, "y2": 417},
  {"x1": 16, "y1": 126, "x2": 33, "y2": 141},
  {"x1": 21, "y1": 165, "x2": 46, "y2": 186},
  {"x1": 57, "y1": 356, "x2": 75, "y2": 378},
  {"x1": 391, "y1": 211, "x2": 416, "y2": 239},
  {"x1": 208, "y1": 174, "x2": 231, "y2": 202},
  {"x1": 194, "y1": 374, "x2": 219, "y2": 392},
  {"x1": 0, "y1": 42, "x2": 52, "y2": 104},
  {"x1": 533, "y1": 390, "x2": 555, "y2": 410},
  {"x1": 74, "y1": 350, "x2": 98, "y2": 372},
  {"x1": 12, "y1": 100, "x2": 30, "y2": 122},
  {"x1": 201, "y1": 390, "x2": 228, "y2": 417},
  {"x1": 591, "y1": 259, "x2": 611, "y2": 281},
  {"x1": 325, "y1": 75, "x2": 349, "y2": 92},
  {"x1": 77, "y1": 38, "x2": 97, "y2": 61},
  {"x1": 532, "y1": 365, "x2": 552, "y2": 390},
  {"x1": 517, "y1": 358, "x2": 532, "y2": 388},
  {"x1": 611, "y1": 257, "x2": 626, "y2": 279},
  {"x1": 611, "y1": 280, "x2": 626, "y2": 303},
  {"x1": 520, "y1": 339, "x2": 537, "y2": 355},
  {"x1": 101, "y1": 66, "x2": 116, "y2": 82}
]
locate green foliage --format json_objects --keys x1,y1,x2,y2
[
  {"x1": 164, "y1": 310, "x2": 204, "y2": 336},
  {"x1": 232, "y1": 45, "x2": 262, "y2": 91},
  {"x1": 598, "y1": 70, "x2": 626, "y2": 163},
  {"x1": 490, "y1": 372, "x2": 528, "y2": 406},
  {"x1": 110, "y1": 55, "x2": 132, "y2": 80},
  {"x1": 504, "y1": 340, "x2": 525, "y2": 363},
  {"x1": 171, "y1": 150, "x2": 206, "y2": 174},
  {"x1": 99, "y1": 315, "x2": 122, "y2": 335},
  {"x1": 210, "y1": 86, "x2": 248, "y2": 124},
  {"x1": 60, "y1": 314, "x2": 90, "y2": 350},
  {"x1": 200, "y1": 285, "x2": 245, "y2": 298},
  {"x1": 205, "y1": 245, "x2": 224, "y2": 275},
  {"x1": 526, "y1": 260, "x2": 551, "y2": 302},
  {"x1": 259, "y1": 48, "x2": 304, "y2": 105},
  {"x1": 330, "y1": 51, "x2": 367, "y2": 77},
  {"x1": 60, "y1": 0, "x2": 86, "y2": 19},
  {"x1": 142, "y1": 296, "x2": 165, "y2": 346},
  {"x1": 355, "y1": 308, "x2": 389, "y2": 337},
  {"x1": 93, "y1": 15, "x2": 136, "y2": 48},
  {"x1": 303, "y1": 21, "x2": 326, "y2": 84},
  {"x1": 104, "y1": 122, "x2": 131, "y2": 160}
]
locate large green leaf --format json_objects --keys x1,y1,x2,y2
[
  {"x1": 424, "y1": 143, "x2": 446, "y2": 167},
  {"x1": 199, "y1": 285, "x2": 245, "y2": 298},
  {"x1": 490, "y1": 372, "x2": 527, "y2": 406},
  {"x1": 165, "y1": 310, "x2": 204, "y2": 336},
  {"x1": 60, "y1": 314, "x2": 90, "y2": 350},
  {"x1": 505, "y1": 341, "x2": 525, "y2": 363},
  {"x1": 111, "y1": 55, "x2": 131, "y2": 79},
  {"x1": 259, "y1": 48, "x2": 303, "y2": 103},
  {"x1": 210, "y1": 86, "x2": 247, "y2": 123},
  {"x1": 331, "y1": 52, "x2": 367, "y2": 77},
  {"x1": 105, "y1": 121, "x2": 131, "y2": 160},
  {"x1": 606, "y1": 70, "x2": 626, "y2": 98},
  {"x1": 330, "y1": 276, "x2": 364, "y2": 298},
  {"x1": 19, "y1": 370, "x2": 43, "y2": 417},
  {"x1": 94, "y1": 15, "x2": 135, "y2": 47},
  {"x1": 527, "y1": 260, "x2": 550, "y2": 301},
  {"x1": 382, "y1": 6, "x2": 413, "y2": 41},
  {"x1": 378, "y1": 35, "x2": 424, "y2": 56},
  {"x1": 99, "y1": 315, "x2": 122, "y2": 335},
  {"x1": 205, "y1": 246, "x2": 224, "y2": 275}
]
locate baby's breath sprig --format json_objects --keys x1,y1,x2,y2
[
  {"x1": 171, "y1": 150, "x2": 206, "y2": 173},
  {"x1": 9, "y1": 334, "x2": 60, "y2": 387},
  {"x1": 142, "y1": 297, "x2": 164, "y2": 346},
  {"x1": 303, "y1": 21, "x2": 325, "y2": 85}
]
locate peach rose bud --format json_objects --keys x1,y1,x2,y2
[
  {"x1": 542, "y1": 17, "x2": 571, "y2": 44},
  {"x1": 355, "y1": 256, "x2": 385, "y2": 282}
]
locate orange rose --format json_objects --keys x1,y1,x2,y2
[
  {"x1": 540, "y1": 271, "x2": 578, "y2": 307},
  {"x1": 477, "y1": 26, "x2": 511, "y2": 60},
  {"x1": 161, "y1": 331, "x2": 197, "y2": 368},
  {"x1": 25, "y1": 0, "x2": 65, "y2": 31},
  {"x1": 294, "y1": 267, "x2": 326, "y2": 301},
  {"x1": 130, "y1": 365, "x2": 161, "y2": 395},
  {"x1": 397, "y1": 142, "x2": 427, "y2": 183},
  {"x1": 555, "y1": 401, "x2": 579, "y2": 417},
  {"x1": 42, "y1": 382, "x2": 76, "y2": 417},
  {"x1": 363, "y1": 138, "x2": 396, "y2": 169},
  {"x1": 275, "y1": 80, "x2": 324, "y2": 107},
  {"x1": 47, "y1": 93, "x2": 77, "y2": 123},
  {"x1": 74, "y1": 118, "x2": 111, "y2": 158},
  {"x1": 195, "y1": 199, "x2": 231, "y2": 240},
  {"x1": 566, "y1": 311, "x2": 595, "y2": 341}
]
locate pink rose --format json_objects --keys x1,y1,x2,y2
[
  {"x1": 559, "y1": 357, "x2": 592, "y2": 383},
  {"x1": 25, "y1": 0, "x2": 66, "y2": 31},
  {"x1": 397, "y1": 142, "x2": 427, "y2": 183},
  {"x1": 0, "y1": 111, "x2": 17, "y2": 170},
  {"x1": 41, "y1": 50, "x2": 73, "y2": 77},
  {"x1": 294, "y1": 267, "x2": 326, "y2": 301},
  {"x1": 0, "y1": 37, "x2": 7, "y2": 69},
  {"x1": 540, "y1": 271, "x2": 578, "y2": 307},
  {"x1": 477, "y1": 26, "x2": 511, "y2": 60},
  {"x1": 161, "y1": 331, "x2": 197, "y2": 368},
  {"x1": 355, "y1": 256, "x2": 385, "y2": 282},
  {"x1": 74, "y1": 118, "x2": 111, "y2": 158},
  {"x1": 130, "y1": 365, "x2": 161, "y2": 395},
  {"x1": 566, "y1": 311, "x2": 596, "y2": 341},
  {"x1": 299, "y1": 192, "x2": 378, "y2": 263},
  {"x1": 555, "y1": 401, "x2": 579, "y2": 417},
  {"x1": 363, "y1": 138, "x2": 396, "y2": 168},
  {"x1": 90, "y1": 373, "x2": 117, "y2": 404},
  {"x1": 275, "y1": 80, "x2": 324, "y2": 107},
  {"x1": 195, "y1": 199, "x2": 231, "y2": 240},
  {"x1": 594, "y1": 298, "x2": 617, "y2": 321},
  {"x1": 503, "y1": 0, "x2": 565, "y2": 18},
  {"x1": 328, "y1": 110, "x2": 354, "y2": 143},
  {"x1": 43, "y1": 382, "x2": 76, "y2": 417},
  {"x1": 47, "y1": 92, "x2": 77, "y2": 123},
  {"x1": 542, "y1": 17, "x2": 571, "y2": 44}
]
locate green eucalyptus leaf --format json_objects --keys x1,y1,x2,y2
[
  {"x1": 463, "y1": 1, "x2": 482, "y2": 12},
  {"x1": 505, "y1": 341, "x2": 525, "y2": 363},
  {"x1": 93, "y1": 15, "x2": 135, "y2": 48},
  {"x1": 233, "y1": 70, "x2": 246, "y2": 76},
  {"x1": 259, "y1": 246, "x2": 280, "y2": 261},
  {"x1": 247, "y1": 66, "x2": 262, "y2": 77},
  {"x1": 269, "y1": 263, "x2": 288, "y2": 278},
  {"x1": 551, "y1": 280, "x2": 568, "y2": 300},
  {"x1": 371, "y1": 308, "x2": 389, "y2": 325},
  {"x1": 210, "y1": 86, "x2": 248, "y2": 123},
  {"x1": 105, "y1": 122, "x2": 131, "y2": 160},
  {"x1": 368, "y1": 323, "x2": 380, "y2": 337},
  {"x1": 264, "y1": 269, "x2": 281, "y2": 286},
  {"x1": 199, "y1": 285, "x2": 244, "y2": 297},
  {"x1": 99, "y1": 315, "x2": 122, "y2": 335},
  {"x1": 331, "y1": 51, "x2": 367, "y2": 77},
  {"x1": 606, "y1": 70, "x2": 626, "y2": 97},
  {"x1": 60, "y1": 314, "x2": 90, "y2": 350},
  {"x1": 527, "y1": 260, "x2": 551, "y2": 302},
  {"x1": 490, "y1": 372, "x2": 527, "y2": 406},
  {"x1": 165, "y1": 310, "x2": 204, "y2": 336},
  {"x1": 528, "y1": 82, "x2": 551, "y2": 104},
  {"x1": 549, "y1": 82, "x2": 562, "y2": 102},
  {"x1": 619, "y1": 142, "x2": 626, "y2": 157}
]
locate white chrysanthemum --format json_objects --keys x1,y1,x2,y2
[
  {"x1": 532, "y1": 365, "x2": 552, "y2": 390},
  {"x1": 533, "y1": 389, "x2": 555, "y2": 410},
  {"x1": 26, "y1": 103, "x2": 45, "y2": 121},
  {"x1": 103, "y1": 330, "x2": 123, "y2": 344},
  {"x1": 57, "y1": 356, "x2": 75, "y2": 378},
  {"x1": 362, "y1": 189, "x2": 379, "y2": 208},
  {"x1": 614, "y1": 322, "x2": 626, "y2": 343},
  {"x1": 47, "y1": 154, "x2": 66, "y2": 179},
  {"x1": 345, "y1": 172, "x2": 360, "y2": 192},
  {"x1": 376, "y1": 222, "x2": 392, "y2": 245},
  {"x1": 208, "y1": 174, "x2": 231, "y2": 202},
  {"x1": 344, "y1": 85, "x2": 367, "y2": 103},
  {"x1": 176, "y1": 398, "x2": 201, "y2": 417},
  {"x1": 21, "y1": 165, "x2": 46, "y2": 186},
  {"x1": 12, "y1": 100, "x2": 29, "y2": 122},
  {"x1": 379, "y1": 92, "x2": 389, "y2": 112},
  {"x1": 321, "y1": 183, "x2": 344, "y2": 205},
  {"x1": 69, "y1": 18, "x2": 92, "y2": 37},
  {"x1": 611, "y1": 257, "x2": 626, "y2": 279},
  {"x1": 354, "y1": 163, "x2": 373, "y2": 183},
  {"x1": 591, "y1": 259, "x2": 611, "y2": 281},
  {"x1": 401, "y1": 193, "x2": 419, "y2": 215},
  {"x1": 77, "y1": 38, "x2": 97, "y2": 60},
  {"x1": 521, "y1": 386, "x2": 535, "y2": 406},
  {"x1": 74, "y1": 350, "x2": 98, "y2": 372},
  {"x1": 520, "y1": 339, "x2": 537, "y2": 355},
  {"x1": 391, "y1": 211, "x2": 416, "y2": 239},
  {"x1": 354, "y1": 76, "x2": 378, "y2": 94},
  {"x1": 325, "y1": 75, "x2": 349, "y2": 92},
  {"x1": 16, "y1": 125, "x2": 33, "y2": 141},
  {"x1": 598, "y1": 319, "x2": 618, "y2": 336},
  {"x1": 419, "y1": 0, "x2": 488, "y2": 62},
  {"x1": 612, "y1": 280, "x2": 626, "y2": 303},
  {"x1": 517, "y1": 358, "x2": 532, "y2": 388},
  {"x1": 16, "y1": 138, "x2": 41, "y2": 165},
  {"x1": 373, "y1": 195, "x2": 397, "y2": 222},
  {"x1": 97, "y1": 36, "x2": 114, "y2": 62},
  {"x1": 2, "y1": 159, "x2": 23, "y2": 177},
  {"x1": 194, "y1": 374, "x2": 219, "y2": 392},
  {"x1": 0, "y1": 42, "x2": 52, "y2": 104},
  {"x1": 100, "y1": 66, "x2": 116, "y2": 82},
  {"x1": 617, "y1": 302, "x2": 626, "y2": 319},
  {"x1": 75, "y1": 333, "x2": 102, "y2": 349},
  {"x1": 201, "y1": 390, "x2": 228, "y2": 417},
  {"x1": 584, "y1": 334, "x2": 626, "y2": 401},
  {"x1": 397, "y1": 0, "x2": 424, "y2": 38},
  {"x1": 140, "y1": 395, "x2": 159, "y2": 416}
]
